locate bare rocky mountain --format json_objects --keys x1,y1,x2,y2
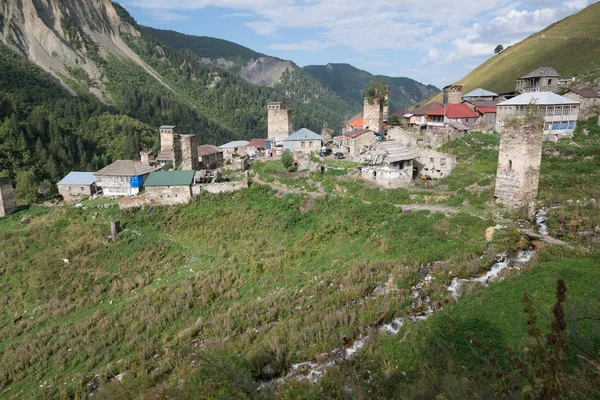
[
  {"x1": 0, "y1": 0, "x2": 166, "y2": 101},
  {"x1": 240, "y1": 57, "x2": 294, "y2": 87}
]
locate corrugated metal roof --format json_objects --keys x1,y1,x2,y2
[
  {"x1": 95, "y1": 160, "x2": 159, "y2": 177},
  {"x1": 218, "y1": 140, "x2": 250, "y2": 149},
  {"x1": 427, "y1": 103, "x2": 479, "y2": 118},
  {"x1": 568, "y1": 89, "x2": 600, "y2": 98},
  {"x1": 462, "y1": 88, "x2": 498, "y2": 98},
  {"x1": 283, "y1": 128, "x2": 324, "y2": 141},
  {"x1": 144, "y1": 170, "x2": 195, "y2": 186},
  {"x1": 519, "y1": 67, "x2": 559, "y2": 79},
  {"x1": 498, "y1": 92, "x2": 579, "y2": 106},
  {"x1": 58, "y1": 171, "x2": 95, "y2": 186},
  {"x1": 197, "y1": 145, "x2": 221, "y2": 157},
  {"x1": 247, "y1": 138, "x2": 267, "y2": 148},
  {"x1": 411, "y1": 102, "x2": 443, "y2": 116}
]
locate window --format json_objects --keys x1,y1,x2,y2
[
  {"x1": 508, "y1": 160, "x2": 512, "y2": 170},
  {"x1": 309, "y1": 141, "x2": 313, "y2": 148},
  {"x1": 301, "y1": 141, "x2": 306, "y2": 148},
  {"x1": 440, "y1": 158, "x2": 446, "y2": 166},
  {"x1": 429, "y1": 157, "x2": 434, "y2": 163},
  {"x1": 548, "y1": 79, "x2": 552, "y2": 85}
]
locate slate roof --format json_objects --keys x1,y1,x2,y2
[
  {"x1": 94, "y1": 160, "x2": 159, "y2": 177},
  {"x1": 159, "y1": 125, "x2": 177, "y2": 129},
  {"x1": 447, "y1": 121, "x2": 469, "y2": 131},
  {"x1": 156, "y1": 149, "x2": 174, "y2": 161},
  {"x1": 498, "y1": 92, "x2": 579, "y2": 106},
  {"x1": 462, "y1": 88, "x2": 498, "y2": 98},
  {"x1": 197, "y1": 145, "x2": 222, "y2": 157},
  {"x1": 247, "y1": 138, "x2": 267, "y2": 148},
  {"x1": 568, "y1": 89, "x2": 600, "y2": 98},
  {"x1": 283, "y1": 128, "x2": 324, "y2": 141},
  {"x1": 427, "y1": 103, "x2": 479, "y2": 119},
  {"x1": 344, "y1": 129, "x2": 374, "y2": 138},
  {"x1": 467, "y1": 100, "x2": 502, "y2": 108},
  {"x1": 360, "y1": 141, "x2": 420, "y2": 165},
  {"x1": 144, "y1": 170, "x2": 195, "y2": 186},
  {"x1": 218, "y1": 140, "x2": 250, "y2": 149},
  {"x1": 57, "y1": 172, "x2": 95, "y2": 186},
  {"x1": 519, "y1": 67, "x2": 559, "y2": 79}
]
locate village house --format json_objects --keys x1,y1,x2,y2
[
  {"x1": 464, "y1": 100, "x2": 502, "y2": 125},
  {"x1": 144, "y1": 170, "x2": 195, "y2": 205},
  {"x1": 0, "y1": 178, "x2": 17, "y2": 217},
  {"x1": 426, "y1": 103, "x2": 479, "y2": 128},
  {"x1": 359, "y1": 141, "x2": 420, "y2": 187},
  {"x1": 563, "y1": 89, "x2": 600, "y2": 120},
  {"x1": 57, "y1": 172, "x2": 98, "y2": 202},
  {"x1": 495, "y1": 92, "x2": 580, "y2": 139},
  {"x1": 197, "y1": 145, "x2": 224, "y2": 170},
  {"x1": 94, "y1": 160, "x2": 159, "y2": 196},
  {"x1": 219, "y1": 140, "x2": 250, "y2": 160},
  {"x1": 462, "y1": 88, "x2": 499, "y2": 102},
  {"x1": 334, "y1": 129, "x2": 378, "y2": 159},
  {"x1": 516, "y1": 67, "x2": 560, "y2": 93},
  {"x1": 403, "y1": 102, "x2": 443, "y2": 128},
  {"x1": 283, "y1": 128, "x2": 324, "y2": 156},
  {"x1": 247, "y1": 138, "x2": 267, "y2": 156}
]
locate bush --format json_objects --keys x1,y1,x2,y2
[{"x1": 281, "y1": 149, "x2": 294, "y2": 171}]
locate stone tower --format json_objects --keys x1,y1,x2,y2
[
  {"x1": 363, "y1": 97, "x2": 383, "y2": 134},
  {"x1": 494, "y1": 122, "x2": 544, "y2": 216},
  {"x1": 443, "y1": 85, "x2": 463, "y2": 105},
  {"x1": 0, "y1": 178, "x2": 17, "y2": 218},
  {"x1": 180, "y1": 134, "x2": 199, "y2": 170},
  {"x1": 268, "y1": 102, "x2": 293, "y2": 142},
  {"x1": 159, "y1": 125, "x2": 182, "y2": 168},
  {"x1": 383, "y1": 86, "x2": 390, "y2": 120}
]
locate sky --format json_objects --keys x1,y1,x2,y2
[{"x1": 118, "y1": 0, "x2": 597, "y2": 88}]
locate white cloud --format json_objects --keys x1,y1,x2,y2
[
  {"x1": 218, "y1": 12, "x2": 254, "y2": 19},
  {"x1": 146, "y1": 8, "x2": 187, "y2": 22}
]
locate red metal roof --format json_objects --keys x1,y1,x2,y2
[
  {"x1": 476, "y1": 106, "x2": 497, "y2": 114},
  {"x1": 427, "y1": 103, "x2": 479, "y2": 119},
  {"x1": 197, "y1": 145, "x2": 221, "y2": 157},
  {"x1": 247, "y1": 138, "x2": 267, "y2": 148},
  {"x1": 411, "y1": 102, "x2": 443, "y2": 116},
  {"x1": 569, "y1": 89, "x2": 600, "y2": 98}
]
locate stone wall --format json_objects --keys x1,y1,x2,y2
[
  {"x1": 0, "y1": 178, "x2": 17, "y2": 217},
  {"x1": 416, "y1": 149, "x2": 456, "y2": 179},
  {"x1": 58, "y1": 184, "x2": 94, "y2": 203},
  {"x1": 361, "y1": 162, "x2": 413, "y2": 188},
  {"x1": 289, "y1": 139, "x2": 322, "y2": 156},
  {"x1": 443, "y1": 85, "x2": 462, "y2": 105},
  {"x1": 387, "y1": 126, "x2": 418, "y2": 147},
  {"x1": 197, "y1": 180, "x2": 248, "y2": 194},
  {"x1": 494, "y1": 123, "x2": 543, "y2": 216},
  {"x1": 268, "y1": 103, "x2": 293, "y2": 142},
  {"x1": 348, "y1": 132, "x2": 378, "y2": 159},
  {"x1": 146, "y1": 185, "x2": 192, "y2": 205},
  {"x1": 180, "y1": 135, "x2": 199, "y2": 170},
  {"x1": 363, "y1": 97, "x2": 383, "y2": 134},
  {"x1": 563, "y1": 92, "x2": 600, "y2": 120}
]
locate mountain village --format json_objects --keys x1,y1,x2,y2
[{"x1": 1, "y1": 66, "x2": 599, "y2": 218}]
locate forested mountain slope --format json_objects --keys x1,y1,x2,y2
[{"x1": 304, "y1": 63, "x2": 440, "y2": 110}]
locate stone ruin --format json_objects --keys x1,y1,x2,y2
[
  {"x1": 0, "y1": 178, "x2": 17, "y2": 218},
  {"x1": 494, "y1": 122, "x2": 544, "y2": 217}
]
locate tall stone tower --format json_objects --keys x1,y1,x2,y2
[
  {"x1": 494, "y1": 122, "x2": 544, "y2": 217},
  {"x1": 363, "y1": 97, "x2": 383, "y2": 134},
  {"x1": 0, "y1": 178, "x2": 17, "y2": 218},
  {"x1": 268, "y1": 102, "x2": 293, "y2": 142},
  {"x1": 383, "y1": 86, "x2": 391, "y2": 120},
  {"x1": 443, "y1": 85, "x2": 463, "y2": 105},
  {"x1": 180, "y1": 134, "x2": 199, "y2": 170},
  {"x1": 158, "y1": 125, "x2": 182, "y2": 168}
]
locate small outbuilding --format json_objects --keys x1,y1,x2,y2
[
  {"x1": 218, "y1": 140, "x2": 250, "y2": 160},
  {"x1": 144, "y1": 170, "x2": 195, "y2": 205},
  {"x1": 197, "y1": 145, "x2": 224, "y2": 170},
  {"x1": 94, "y1": 160, "x2": 159, "y2": 196},
  {"x1": 57, "y1": 172, "x2": 98, "y2": 203},
  {"x1": 563, "y1": 89, "x2": 600, "y2": 120},
  {"x1": 359, "y1": 141, "x2": 420, "y2": 187},
  {"x1": 283, "y1": 128, "x2": 324, "y2": 156},
  {"x1": 0, "y1": 178, "x2": 17, "y2": 217},
  {"x1": 337, "y1": 129, "x2": 379, "y2": 159}
]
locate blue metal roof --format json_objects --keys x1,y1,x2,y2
[
  {"x1": 283, "y1": 128, "x2": 324, "y2": 141},
  {"x1": 57, "y1": 172, "x2": 95, "y2": 186}
]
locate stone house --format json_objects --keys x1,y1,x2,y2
[
  {"x1": 338, "y1": 129, "x2": 379, "y2": 159},
  {"x1": 283, "y1": 128, "x2": 324, "y2": 156},
  {"x1": 144, "y1": 170, "x2": 195, "y2": 205},
  {"x1": 359, "y1": 141, "x2": 420, "y2": 187},
  {"x1": 464, "y1": 100, "x2": 502, "y2": 125},
  {"x1": 516, "y1": 67, "x2": 560, "y2": 93},
  {"x1": 426, "y1": 103, "x2": 479, "y2": 128},
  {"x1": 0, "y1": 178, "x2": 17, "y2": 217},
  {"x1": 404, "y1": 102, "x2": 443, "y2": 128},
  {"x1": 462, "y1": 88, "x2": 498, "y2": 102},
  {"x1": 415, "y1": 149, "x2": 457, "y2": 179},
  {"x1": 94, "y1": 160, "x2": 159, "y2": 196},
  {"x1": 197, "y1": 145, "x2": 224, "y2": 170},
  {"x1": 218, "y1": 140, "x2": 249, "y2": 160},
  {"x1": 563, "y1": 89, "x2": 600, "y2": 120},
  {"x1": 495, "y1": 92, "x2": 580, "y2": 139},
  {"x1": 247, "y1": 138, "x2": 267, "y2": 156},
  {"x1": 494, "y1": 123, "x2": 543, "y2": 217},
  {"x1": 57, "y1": 171, "x2": 98, "y2": 202}
]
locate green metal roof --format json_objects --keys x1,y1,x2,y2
[{"x1": 144, "y1": 170, "x2": 195, "y2": 186}]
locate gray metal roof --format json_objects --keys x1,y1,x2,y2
[
  {"x1": 57, "y1": 172, "x2": 95, "y2": 186},
  {"x1": 462, "y1": 88, "x2": 498, "y2": 98},
  {"x1": 519, "y1": 67, "x2": 559, "y2": 79},
  {"x1": 218, "y1": 140, "x2": 250, "y2": 149},
  {"x1": 498, "y1": 92, "x2": 579, "y2": 106},
  {"x1": 94, "y1": 160, "x2": 159, "y2": 177},
  {"x1": 283, "y1": 128, "x2": 324, "y2": 141}
]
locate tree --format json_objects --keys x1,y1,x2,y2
[
  {"x1": 494, "y1": 44, "x2": 504, "y2": 54},
  {"x1": 387, "y1": 114, "x2": 403, "y2": 126},
  {"x1": 281, "y1": 149, "x2": 294, "y2": 171},
  {"x1": 364, "y1": 77, "x2": 389, "y2": 106},
  {"x1": 15, "y1": 170, "x2": 39, "y2": 204}
]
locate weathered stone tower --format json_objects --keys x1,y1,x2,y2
[
  {"x1": 180, "y1": 134, "x2": 199, "y2": 170},
  {"x1": 494, "y1": 122, "x2": 544, "y2": 216},
  {"x1": 0, "y1": 178, "x2": 17, "y2": 218},
  {"x1": 443, "y1": 85, "x2": 463, "y2": 105},
  {"x1": 268, "y1": 102, "x2": 293, "y2": 142},
  {"x1": 363, "y1": 97, "x2": 383, "y2": 134},
  {"x1": 140, "y1": 151, "x2": 155, "y2": 165},
  {"x1": 159, "y1": 125, "x2": 182, "y2": 168},
  {"x1": 383, "y1": 86, "x2": 391, "y2": 120}
]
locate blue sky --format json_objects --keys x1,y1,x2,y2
[{"x1": 119, "y1": 0, "x2": 597, "y2": 88}]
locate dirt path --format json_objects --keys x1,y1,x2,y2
[{"x1": 395, "y1": 204, "x2": 459, "y2": 214}]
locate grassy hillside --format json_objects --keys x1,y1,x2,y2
[
  {"x1": 430, "y1": 2, "x2": 600, "y2": 102},
  {"x1": 2, "y1": 120, "x2": 599, "y2": 398},
  {"x1": 304, "y1": 63, "x2": 440, "y2": 110}
]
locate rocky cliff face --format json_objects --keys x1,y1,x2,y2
[
  {"x1": 240, "y1": 57, "x2": 294, "y2": 87},
  {"x1": 0, "y1": 0, "x2": 164, "y2": 100}
]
